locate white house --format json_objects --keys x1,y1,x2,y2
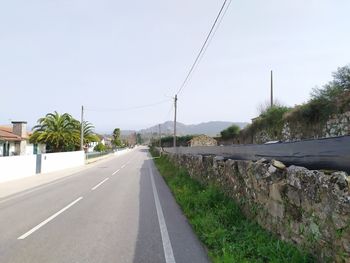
[
  {"x1": 87, "y1": 141, "x2": 99, "y2": 153},
  {"x1": 0, "y1": 121, "x2": 45, "y2": 157}
]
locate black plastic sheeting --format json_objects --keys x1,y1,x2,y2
[{"x1": 164, "y1": 136, "x2": 350, "y2": 173}]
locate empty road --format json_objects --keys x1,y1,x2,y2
[{"x1": 0, "y1": 147, "x2": 209, "y2": 263}]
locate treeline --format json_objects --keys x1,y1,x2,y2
[{"x1": 151, "y1": 135, "x2": 195, "y2": 147}]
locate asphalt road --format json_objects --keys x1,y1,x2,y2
[{"x1": 0, "y1": 147, "x2": 210, "y2": 263}]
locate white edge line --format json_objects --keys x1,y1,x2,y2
[
  {"x1": 112, "y1": 169, "x2": 120, "y2": 175},
  {"x1": 91, "y1": 177, "x2": 109, "y2": 191},
  {"x1": 148, "y1": 162, "x2": 176, "y2": 263},
  {"x1": 18, "y1": 196, "x2": 83, "y2": 240}
]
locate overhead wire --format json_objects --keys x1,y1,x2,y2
[
  {"x1": 163, "y1": 101, "x2": 174, "y2": 122},
  {"x1": 191, "y1": 0, "x2": 232, "y2": 79},
  {"x1": 85, "y1": 1, "x2": 232, "y2": 131},
  {"x1": 176, "y1": 0, "x2": 231, "y2": 96}
]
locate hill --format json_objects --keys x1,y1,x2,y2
[{"x1": 139, "y1": 121, "x2": 248, "y2": 137}]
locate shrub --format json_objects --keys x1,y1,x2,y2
[
  {"x1": 94, "y1": 142, "x2": 106, "y2": 152},
  {"x1": 241, "y1": 64, "x2": 350, "y2": 143},
  {"x1": 240, "y1": 105, "x2": 290, "y2": 141},
  {"x1": 220, "y1": 125, "x2": 240, "y2": 140},
  {"x1": 286, "y1": 65, "x2": 350, "y2": 125}
]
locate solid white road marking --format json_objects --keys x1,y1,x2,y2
[
  {"x1": 148, "y1": 162, "x2": 176, "y2": 263},
  {"x1": 18, "y1": 197, "x2": 83, "y2": 240},
  {"x1": 112, "y1": 169, "x2": 120, "y2": 175},
  {"x1": 91, "y1": 178, "x2": 109, "y2": 191}
]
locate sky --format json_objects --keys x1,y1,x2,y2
[{"x1": 1, "y1": 0, "x2": 350, "y2": 132}]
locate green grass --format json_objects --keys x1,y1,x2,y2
[{"x1": 152, "y1": 153, "x2": 314, "y2": 263}]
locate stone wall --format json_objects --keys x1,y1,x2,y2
[
  {"x1": 281, "y1": 111, "x2": 350, "y2": 142},
  {"x1": 190, "y1": 135, "x2": 217, "y2": 147},
  {"x1": 239, "y1": 111, "x2": 350, "y2": 144},
  {"x1": 163, "y1": 151, "x2": 350, "y2": 262}
]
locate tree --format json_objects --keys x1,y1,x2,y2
[
  {"x1": 74, "y1": 121, "x2": 100, "y2": 149},
  {"x1": 30, "y1": 112, "x2": 77, "y2": 152},
  {"x1": 311, "y1": 65, "x2": 350, "y2": 101},
  {"x1": 220, "y1": 125, "x2": 240, "y2": 140},
  {"x1": 112, "y1": 128, "x2": 122, "y2": 147},
  {"x1": 136, "y1": 133, "x2": 143, "y2": 144},
  {"x1": 30, "y1": 111, "x2": 99, "y2": 152},
  {"x1": 94, "y1": 142, "x2": 106, "y2": 152}
]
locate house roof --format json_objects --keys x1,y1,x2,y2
[
  {"x1": 0, "y1": 129, "x2": 22, "y2": 142},
  {"x1": 0, "y1": 125, "x2": 31, "y2": 141}
]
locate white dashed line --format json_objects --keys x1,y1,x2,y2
[
  {"x1": 112, "y1": 169, "x2": 120, "y2": 175},
  {"x1": 18, "y1": 197, "x2": 83, "y2": 240},
  {"x1": 91, "y1": 178, "x2": 109, "y2": 191}
]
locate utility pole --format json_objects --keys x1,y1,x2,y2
[
  {"x1": 173, "y1": 94, "x2": 177, "y2": 148},
  {"x1": 80, "y1": 105, "x2": 84, "y2": 151},
  {"x1": 270, "y1": 70, "x2": 274, "y2": 107},
  {"x1": 158, "y1": 124, "x2": 161, "y2": 148}
]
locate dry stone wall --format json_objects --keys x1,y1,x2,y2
[
  {"x1": 164, "y1": 152, "x2": 350, "y2": 262},
  {"x1": 281, "y1": 111, "x2": 350, "y2": 142},
  {"x1": 243, "y1": 111, "x2": 350, "y2": 144}
]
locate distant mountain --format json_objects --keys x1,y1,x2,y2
[
  {"x1": 120, "y1": 130, "x2": 136, "y2": 136},
  {"x1": 139, "y1": 121, "x2": 248, "y2": 137}
]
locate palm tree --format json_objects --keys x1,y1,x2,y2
[
  {"x1": 30, "y1": 112, "x2": 77, "y2": 152},
  {"x1": 73, "y1": 120, "x2": 100, "y2": 149}
]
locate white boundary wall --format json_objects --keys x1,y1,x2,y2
[
  {"x1": 40, "y1": 151, "x2": 85, "y2": 174},
  {"x1": 114, "y1": 148, "x2": 131, "y2": 156},
  {"x1": 0, "y1": 151, "x2": 85, "y2": 183},
  {"x1": 0, "y1": 155, "x2": 37, "y2": 183}
]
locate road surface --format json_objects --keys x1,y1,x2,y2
[{"x1": 0, "y1": 147, "x2": 210, "y2": 263}]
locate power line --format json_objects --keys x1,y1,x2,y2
[
  {"x1": 177, "y1": 0, "x2": 232, "y2": 90},
  {"x1": 194, "y1": 0, "x2": 232, "y2": 75},
  {"x1": 85, "y1": 99, "x2": 171, "y2": 112},
  {"x1": 163, "y1": 101, "x2": 174, "y2": 122},
  {"x1": 176, "y1": 0, "x2": 231, "y2": 96}
]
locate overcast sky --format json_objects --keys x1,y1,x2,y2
[{"x1": 1, "y1": 0, "x2": 349, "y2": 132}]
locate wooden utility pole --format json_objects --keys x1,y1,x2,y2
[
  {"x1": 158, "y1": 124, "x2": 161, "y2": 148},
  {"x1": 80, "y1": 105, "x2": 84, "y2": 151},
  {"x1": 173, "y1": 94, "x2": 178, "y2": 148},
  {"x1": 270, "y1": 70, "x2": 274, "y2": 107}
]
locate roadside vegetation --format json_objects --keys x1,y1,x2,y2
[
  {"x1": 94, "y1": 142, "x2": 107, "y2": 152},
  {"x1": 112, "y1": 128, "x2": 122, "y2": 146},
  {"x1": 219, "y1": 65, "x2": 350, "y2": 142},
  {"x1": 151, "y1": 150, "x2": 314, "y2": 263},
  {"x1": 285, "y1": 65, "x2": 350, "y2": 124},
  {"x1": 240, "y1": 105, "x2": 290, "y2": 141},
  {"x1": 220, "y1": 124, "x2": 241, "y2": 140},
  {"x1": 152, "y1": 135, "x2": 195, "y2": 147}
]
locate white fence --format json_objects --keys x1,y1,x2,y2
[
  {"x1": 0, "y1": 155, "x2": 37, "y2": 183},
  {"x1": 40, "y1": 151, "x2": 85, "y2": 174},
  {"x1": 0, "y1": 151, "x2": 85, "y2": 183}
]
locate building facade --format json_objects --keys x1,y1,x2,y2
[{"x1": 0, "y1": 121, "x2": 45, "y2": 156}]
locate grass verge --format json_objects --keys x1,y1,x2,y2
[{"x1": 151, "y1": 152, "x2": 314, "y2": 263}]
